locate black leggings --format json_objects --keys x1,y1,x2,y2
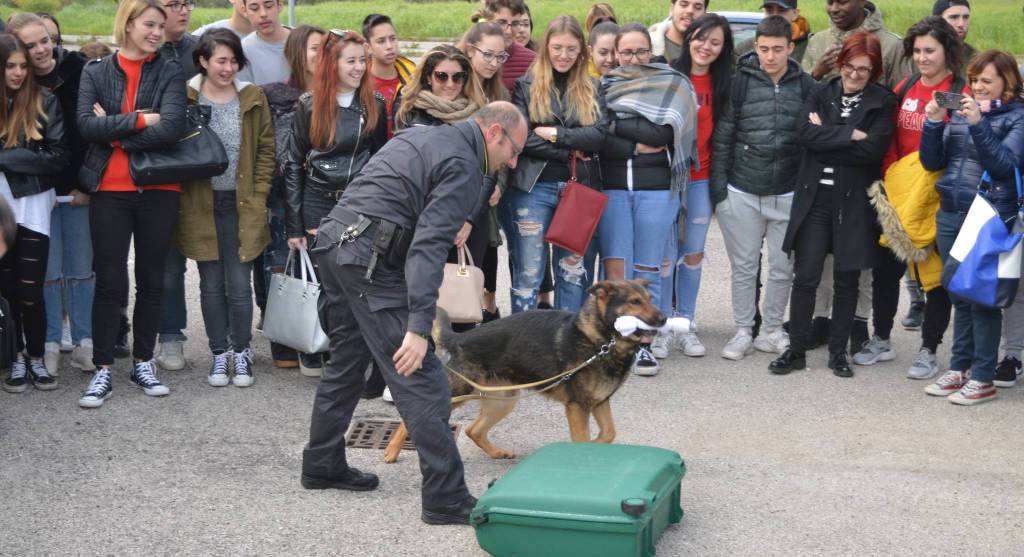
[
  {"x1": 90, "y1": 190, "x2": 179, "y2": 367},
  {"x1": 0, "y1": 226, "x2": 49, "y2": 359},
  {"x1": 871, "y1": 249, "x2": 906, "y2": 341}
]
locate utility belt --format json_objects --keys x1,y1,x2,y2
[{"x1": 311, "y1": 205, "x2": 412, "y2": 280}]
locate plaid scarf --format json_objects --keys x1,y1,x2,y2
[{"x1": 602, "y1": 63, "x2": 698, "y2": 193}]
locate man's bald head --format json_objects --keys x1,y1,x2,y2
[{"x1": 474, "y1": 101, "x2": 528, "y2": 170}]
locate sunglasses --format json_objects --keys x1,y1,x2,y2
[{"x1": 433, "y1": 71, "x2": 468, "y2": 84}]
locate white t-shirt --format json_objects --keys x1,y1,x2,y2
[
  {"x1": 336, "y1": 91, "x2": 355, "y2": 108},
  {"x1": 192, "y1": 19, "x2": 246, "y2": 40},
  {"x1": 0, "y1": 173, "x2": 55, "y2": 236}
]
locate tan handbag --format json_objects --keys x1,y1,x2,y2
[{"x1": 438, "y1": 245, "x2": 485, "y2": 323}]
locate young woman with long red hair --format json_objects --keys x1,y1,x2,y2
[{"x1": 284, "y1": 29, "x2": 387, "y2": 374}]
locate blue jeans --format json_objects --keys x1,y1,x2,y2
[
  {"x1": 158, "y1": 247, "x2": 188, "y2": 342},
  {"x1": 499, "y1": 181, "x2": 597, "y2": 313},
  {"x1": 44, "y1": 203, "x2": 94, "y2": 344},
  {"x1": 256, "y1": 190, "x2": 290, "y2": 310},
  {"x1": 598, "y1": 188, "x2": 680, "y2": 309},
  {"x1": 935, "y1": 209, "x2": 1006, "y2": 383},
  {"x1": 662, "y1": 180, "x2": 711, "y2": 319}
]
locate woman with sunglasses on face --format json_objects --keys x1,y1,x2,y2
[
  {"x1": 285, "y1": 30, "x2": 387, "y2": 374},
  {"x1": 770, "y1": 32, "x2": 897, "y2": 379},
  {"x1": 920, "y1": 50, "x2": 1024, "y2": 405},
  {"x1": 502, "y1": 15, "x2": 606, "y2": 313},
  {"x1": 75, "y1": 0, "x2": 188, "y2": 408},
  {"x1": 663, "y1": 14, "x2": 733, "y2": 359},
  {"x1": 0, "y1": 34, "x2": 66, "y2": 394}
]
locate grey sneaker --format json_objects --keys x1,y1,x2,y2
[
  {"x1": 852, "y1": 335, "x2": 896, "y2": 366},
  {"x1": 649, "y1": 333, "x2": 671, "y2": 359},
  {"x1": 722, "y1": 328, "x2": 754, "y2": 361},
  {"x1": 70, "y1": 340, "x2": 96, "y2": 372},
  {"x1": 677, "y1": 331, "x2": 706, "y2": 357},
  {"x1": 44, "y1": 342, "x2": 61, "y2": 377},
  {"x1": 753, "y1": 328, "x2": 789, "y2": 354},
  {"x1": 907, "y1": 348, "x2": 939, "y2": 380},
  {"x1": 155, "y1": 341, "x2": 186, "y2": 371}
]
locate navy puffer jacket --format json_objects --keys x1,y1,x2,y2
[{"x1": 920, "y1": 101, "x2": 1024, "y2": 214}]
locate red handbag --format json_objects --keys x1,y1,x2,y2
[{"x1": 544, "y1": 153, "x2": 608, "y2": 256}]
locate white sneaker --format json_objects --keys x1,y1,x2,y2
[
  {"x1": 676, "y1": 332, "x2": 706, "y2": 357},
  {"x1": 70, "y1": 339, "x2": 96, "y2": 372},
  {"x1": 722, "y1": 328, "x2": 754, "y2": 361},
  {"x1": 753, "y1": 328, "x2": 790, "y2": 354},
  {"x1": 155, "y1": 341, "x2": 186, "y2": 371},
  {"x1": 60, "y1": 320, "x2": 73, "y2": 352},
  {"x1": 232, "y1": 348, "x2": 254, "y2": 388},
  {"x1": 208, "y1": 351, "x2": 231, "y2": 387},
  {"x1": 632, "y1": 346, "x2": 660, "y2": 376},
  {"x1": 44, "y1": 342, "x2": 61, "y2": 377},
  {"x1": 650, "y1": 333, "x2": 671, "y2": 359},
  {"x1": 382, "y1": 386, "x2": 394, "y2": 403}
]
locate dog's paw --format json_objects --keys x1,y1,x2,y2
[
  {"x1": 383, "y1": 448, "x2": 401, "y2": 463},
  {"x1": 487, "y1": 448, "x2": 516, "y2": 459}
]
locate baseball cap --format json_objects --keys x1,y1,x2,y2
[
  {"x1": 762, "y1": 0, "x2": 797, "y2": 9},
  {"x1": 932, "y1": 0, "x2": 970, "y2": 16}
]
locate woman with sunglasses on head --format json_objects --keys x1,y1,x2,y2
[
  {"x1": 588, "y1": 21, "x2": 619, "y2": 78},
  {"x1": 502, "y1": 15, "x2": 606, "y2": 313},
  {"x1": 770, "y1": 32, "x2": 897, "y2": 379},
  {"x1": 75, "y1": 0, "x2": 188, "y2": 408},
  {"x1": 663, "y1": 14, "x2": 733, "y2": 359},
  {"x1": 920, "y1": 50, "x2": 1024, "y2": 405},
  {"x1": 285, "y1": 30, "x2": 387, "y2": 374},
  {"x1": 257, "y1": 24, "x2": 325, "y2": 372},
  {"x1": 596, "y1": 23, "x2": 699, "y2": 376},
  {"x1": 0, "y1": 34, "x2": 66, "y2": 394}
]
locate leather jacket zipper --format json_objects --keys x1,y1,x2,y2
[{"x1": 347, "y1": 113, "x2": 363, "y2": 184}]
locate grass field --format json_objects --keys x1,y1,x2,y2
[{"x1": 2, "y1": 0, "x2": 1022, "y2": 53}]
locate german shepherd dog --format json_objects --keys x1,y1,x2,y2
[{"x1": 383, "y1": 280, "x2": 665, "y2": 463}]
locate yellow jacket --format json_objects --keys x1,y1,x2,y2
[{"x1": 868, "y1": 152, "x2": 944, "y2": 291}]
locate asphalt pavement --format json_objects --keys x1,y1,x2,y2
[{"x1": 2, "y1": 221, "x2": 1023, "y2": 556}]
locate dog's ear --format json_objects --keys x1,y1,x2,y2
[{"x1": 588, "y1": 282, "x2": 610, "y2": 301}]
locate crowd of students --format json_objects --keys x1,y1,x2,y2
[{"x1": 0, "y1": 0, "x2": 1022, "y2": 408}]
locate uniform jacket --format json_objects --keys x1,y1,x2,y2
[
  {"x1": 43, "y1": 47, "x2": 87, "y2": 195},
  {"x1": 177, "y1": 76, "x2": 275, "y2": 263},
  {"x1": 921, "y1": 101, "x2": 1024, "y2": 215},
  {"x1": 76, "y1": 52, "x2": 188, "y2": 192},
  {"x1": 284, "y1": 90, "x2": 388, "y2": 237},
  {"x1": 802, "y1": 1, "x2": 910, "y2": 90},
  {"x1": 326, "y1": 121, "x2": 490, "y2": 336},
  {"x1": 710, "y1": 51, "x2": 817, "y2": 205},
  {"x1": 783, "y1": 79, "x2": 897, "y2": 271},
  {"x1": 0, "y1": 89, "x2": 67, "y2": 198},
  {"x1": 508, "y1": 72, "x2": 606, "y2": 193}
]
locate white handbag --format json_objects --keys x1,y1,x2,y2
[
  {"x1": 263, "y1": 247, "x2": 329, "y2": 354},
  {"x1": 437, "y1": 245, "x2": 485, "y2": 323}
]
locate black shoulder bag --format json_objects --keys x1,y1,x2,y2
[{"x1": 129, "y1": 104, "x2": 230, "y2": 186}]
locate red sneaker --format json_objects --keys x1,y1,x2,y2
[{"x1": 948, "y1": 380, "x2": 997, "y2": 406}]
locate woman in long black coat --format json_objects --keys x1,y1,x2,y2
[{"x1": 770, "y1": 32, "x2": 897, "y2": 378}]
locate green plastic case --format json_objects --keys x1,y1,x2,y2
[{"x1": 471, "y1": 443, "x2": 686, "y2": 557}]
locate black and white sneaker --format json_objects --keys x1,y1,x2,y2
[
  {"x1": 27, "y1": 357, "x2": 57, "y2": 390},
  {"x1": 232, "y1": 348, "x2": 254, "y2": 387},
  {"x1": 632, "y1": 346, "x2": 660, "y2": 376},
  {"x1": 994, "y1": 356, "x2": 1022, "y2": 388},
  {"x1": 131, "y1": 360, "x2": 170, "y2": 396},
  {"x1": 79, "y1": 368, "x2": 113, "y2": 408},
  {"x1": 3, "y1": 356, "x2": 28, "y2": 393},
  {"x1": 208, "y1": 351, "x2": 231, "y2": 387}
]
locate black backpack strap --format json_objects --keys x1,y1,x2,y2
[{"x1": 896, "y1": 73, "x2": 922, "y2": 105}]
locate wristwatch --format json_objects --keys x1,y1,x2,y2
[{"x1": 548, "y1": 128, "x2": 558, "y2": 143}]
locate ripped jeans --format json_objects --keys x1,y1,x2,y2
[
  {"x1": 662, "y1": 179, "x2": 711, "y2": 319},
  {"x1": 499, "y1": 181, "x2": 597, "y2": 313},
  {"x1": 597, "y1": 188, "x2": 680, "y2": 309}
]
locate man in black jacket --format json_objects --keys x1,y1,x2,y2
[{"x1": 300, "y1": 102, "x2": 527, "y2": 525}]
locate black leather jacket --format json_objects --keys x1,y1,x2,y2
[
  {"x1": 39, "y1": 47, "x2": 86, "y2": 195},
  {"x1": 0, "y1": 90, "x2": 67, "y2": 198},
  {"x1": 508, "y1": 72, "x2": 606, "y2": 192},
  {"x1": 284, "y1": 90, "x2": 388, "y2": 237},
  {"x1": 76, "y1": 51, "x2": 187, "y2": 191}
]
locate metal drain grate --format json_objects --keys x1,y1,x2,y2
[{"x1": 346, "y1": 419, "x2": 461, "y2": 451}]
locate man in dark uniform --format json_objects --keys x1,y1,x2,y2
[{"x1": 300, "y1": 102, "x2": 528, "y2": 525}]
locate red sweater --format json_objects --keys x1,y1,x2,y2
[
  {"x1": 882, "y1": 73, "x2": 970, "y2": 173},
  {"x1": 689, "y1": 72, "x2": 713, "y2": 181},
  {"x1": 501, "y1": 43, "x2": 535, "y2": 92},
  {"x1": 99, "y1": 52, "x2": 180, "y2": 192}
]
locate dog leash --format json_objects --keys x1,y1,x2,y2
[{"x1": 445, "y1": 337, "x2": 618, "y2": 404}]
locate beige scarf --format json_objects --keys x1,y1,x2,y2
[{"x1": 413, "y1": 92, "x2": 479, "y2": 123}]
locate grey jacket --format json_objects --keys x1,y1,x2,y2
[
  {"x1": 328, "y1": 121, "x2": 490, "y2": 336},
  {"x1": 710, "y1": 52, "x2": 817, "y2": 205}
]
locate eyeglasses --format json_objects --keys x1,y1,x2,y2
[
  {"x1": 841, "y1": 63, "x2": 873, "y2": 77},
  {"x1": 469, "y1": 45, "x2": 509, "y2": 64},
  {"x1": 501, "y1": 128, "x2": 523, "y2": 158},
  {"x1": 618, "y1": 48, "x2": 651, "y2": 60},
  {"x1": 433, "y1": 71, "x2": 468, "y2": 84},
  {"x1": 550, "y1": 45, "x2": 581, "y2": 57},
  {"x1": 164, "y1": 0, "x2": 195, "y2": 12},
  {"x1": 329, "y1": 29, "x2": 356, "y2": 39},
  {"x1": 494, "y1": 19, "x2": 530, "y2": 30}
]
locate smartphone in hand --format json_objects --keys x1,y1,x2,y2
[{"x1": 934, "y1": 91, "x2": 965, "y2": 110}]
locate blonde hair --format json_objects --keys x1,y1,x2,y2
[
  {"x1": 113, "y1": 0, "x2": 166, "y2": 47},
  {"x1": 528, "y1": 16, "x2": 598, "y2": 126}
]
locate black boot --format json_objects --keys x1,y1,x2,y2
[
  {"x1": 829, "y1": 351, "x2": 854, "y2": 378},
  {"x1": 422, "y1": 495, "x2": 478, "y2": 526},
  {"x1": 769, "y1": 349, "x2": 806, "y2": 375},
  {"x1": 362, "y1": 363, "x2": 386, "y2": 399},
  {"x1": 301, "y1": 466, "x2": 380, "y2": 491}
]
